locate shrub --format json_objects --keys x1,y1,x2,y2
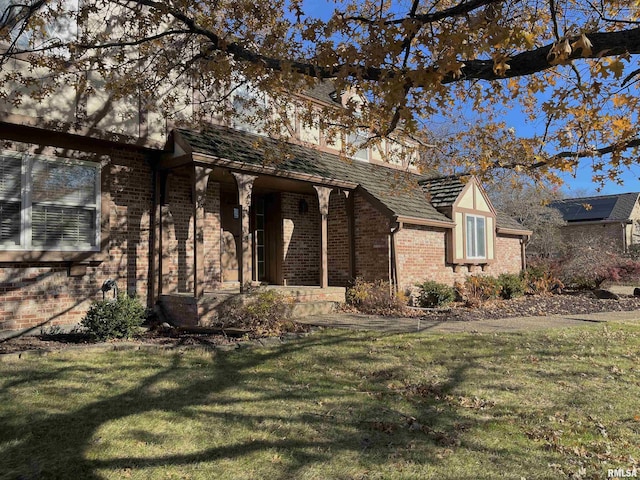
[
  {"x1": 456, "y1": 275, "x2": 501, "y2": 307},
  {"x1": 81, "y1": 294, "x2": 146, "y2": 341},
  {"x1": 215, "y1": 289, "x2": 298, "y2": 337},
  {"x1": 496, "y1": 273, "x2": 526, "y2": 299},
  {"x1": 524, "y1": 258, "x2": 564, "y2": 295},
  {"x1": 416, "y1": 280, "x2": 455, "y2": 307},
  {"x1": 559, "y1": 250, "x2": 640, "y2": 290},
  {"x1": 346, "y1": 278, "x2": 406, "y2": 315}
]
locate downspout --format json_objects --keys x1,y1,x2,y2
[
  {"x1": 520, "y1": 234, "x2": 530, "y2": 271},
  {"x1": 389, "y1": 221, "x2": 402, "y2": 294},
  {"x1": 622, "y1": 222, "x2": 628, "y2": 253}
]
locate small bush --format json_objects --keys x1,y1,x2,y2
[
  {"x1": 524, "y1": 259, "x2": 564, "y2": 295},
  {"x1": 559, "y1": 250, "x2": 640, "y2": 290},
  {"x1": 215, "y1": 289, "x2": 298, "y2": 337},
  {"x1": 496, "y1": 273, "x2": 526, "y2": 299},
  {"x1": 456, "y1": 275, "x2": 501, "y2": 307},
  {"x1": 416, "y1": 280, "x2": 455, "y2": 307},
  {"x1": 346, "y1": 278, "x2": 406, "y2": 315},
  {"x1": 81, "y1": 294, "x2": 146, "y2": 341}
]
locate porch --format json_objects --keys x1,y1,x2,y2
[{"x1": 159, "y1": 285, "x2": 347, "y2": 326}]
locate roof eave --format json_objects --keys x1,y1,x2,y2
[
  {"x1": 395, "y1": 215, "x2": 455, "y2": 228},
  {"x1": 496, "y1": 227, "x2": 533, "y2": 236}
]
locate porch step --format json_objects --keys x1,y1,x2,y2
[
  {"x1": 290, "y1": 301, "x2": 339, "y2": 318},
  {"x1": 159, "y1": 286, "x2": 346, "y2": 326}
]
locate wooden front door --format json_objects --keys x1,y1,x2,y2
[{"x1": 254, "y1": 193, "x2": 282, "y2": 283}]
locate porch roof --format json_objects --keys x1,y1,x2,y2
[{"x1": 173, "y1": 125, "x2": 453, "y2": 225}]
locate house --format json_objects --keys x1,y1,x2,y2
[
  {"x1": 0, "y1": 46, "x2": 531, "y2": 333},
  {"x1": 548, "y1": 193, "x2": 640, "y2": 253}
]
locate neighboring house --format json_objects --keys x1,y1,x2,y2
[
  {"x1": 548, "y1": 193, "x2": 640, "y2": 253},
  {"x1": 0, "y1": 62, "x2": 531, "y2": 332}
]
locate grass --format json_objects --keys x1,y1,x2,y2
[{"x1": 1, "y1": 323, "x2": 640, "y2": 479}]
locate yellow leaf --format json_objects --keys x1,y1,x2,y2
[{"x1": 607, "y1": 59, "x2": 625, "y2": 79}]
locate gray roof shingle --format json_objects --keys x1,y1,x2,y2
[
  {"x1": 549, "y1": 193, "x2": 640, "y2": 222},
  {"x1": 419, "y1": 176, "x2": 466, "y2": 208},
  {"x1": 176, "y1": 125, "x2": 451, "y2": 223},
  {"x1": 174, "y1": 125, "x2": 529, "y2": 233}
]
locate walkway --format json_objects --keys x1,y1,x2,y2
[{"x1": 298, "y1": 310, "x2": 640, "y2": 334}]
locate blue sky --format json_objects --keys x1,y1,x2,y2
[{"x1": 298, "y1": 0, "x2": 640, "y2": 197}]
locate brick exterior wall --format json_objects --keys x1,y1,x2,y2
[
  {"x1": 560, "y1": 223, "x2": 625, "y2": 253},
  {"x1": 161, "y1": 173, "x2": 195, "y2": 293},
  {"x1": 0, "y1": 143, "x2": 153, "y2": 334},
  {"x1": 203, "y1": 181, "x2": 222, "y2": 288},
  {"x1": 327, "y1": 190, "x2": 350, "y2": 286},
  {"x1": 354, "y1": 193, "x2": 390, "y2": 282},
  {"x1": 394, "y1": 226, "x2": 524, "y2": 291},
  {"x1": 282, "y1": 192, "x2": 320, "y2": 285},
  {"x1": 487, "y1": 235, "x2": 524, "y2": 277}
]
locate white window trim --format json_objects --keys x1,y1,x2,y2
[
  {"x1": 0, "y1": 150, "x2": 101, "y2": 252},
  {"x1": 465, "y1": 214, "x2": 486, "y2": 260}
]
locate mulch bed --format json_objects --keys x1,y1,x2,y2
[{"x1": 2, "y1": 291, "x2": 640, "y2": 355}]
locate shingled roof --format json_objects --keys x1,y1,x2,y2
[
  {"x1": 174, "y1": 125, "x2": 452, "y2": 224},
  {"x1": 549, "y1": 193, "x2": 640, "y2": 222},
  {"x1": 419, "y1": 176, "x2": 466, "y2": 208}
]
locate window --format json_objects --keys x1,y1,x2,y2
[
  {"x1": 346, "y1": 130, "x2": 369, "y2": 161},
  {"x1": 0, "y1": 152, "x2": 100, "y2": 251},
  {"x1": 0, "y1": 0, "x2": 78, "y2": 53},
  {"x1": 232, "y1": 82, "x2": 268, "y2": 134},
  {"x1": 466, "y1": 214, "x2": 486, "y2": 259}
]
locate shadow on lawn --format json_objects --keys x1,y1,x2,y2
[{"x1": 0, "y1": 331, "x2": 515, "y2": 479}]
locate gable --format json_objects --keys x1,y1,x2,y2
[{"x1": 454, "y1": 180, "x2": 495, "y2": 214}]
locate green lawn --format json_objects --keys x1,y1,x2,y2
[{"x1": 1, "y1": 324, "x2": 639, "y2": 479}]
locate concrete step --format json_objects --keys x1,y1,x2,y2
[{"x1": 290, "y1": 301, "x2": 339, "y2": 318}]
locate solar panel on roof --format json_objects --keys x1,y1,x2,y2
[{"x1": 554, "y1": 197, "x2": 617, "y2": 222}]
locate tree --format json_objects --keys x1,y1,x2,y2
[
  {"x1": 489, "y1": 177, "x2": 566, "y2": 257},
  {"x1": 2, "y1": 0, "x2": 640, "y2": 184}
]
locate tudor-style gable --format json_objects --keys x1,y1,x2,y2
[{"x1": 421, "y1": 176, "x2": 514, "y2": 266}]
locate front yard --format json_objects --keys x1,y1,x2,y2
[{"x1": 1, "y1": 324, "x2": 639, "y2": 479}]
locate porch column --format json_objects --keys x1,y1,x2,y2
[
  {"x1": 314, "y1": 185, "x2": 332, "y2": 288},
  {"x1": 193, "y1": 165, "x2": 213, "y2": 299},
  {"x1": 231, "y1": 172, "x2": 258, "y2": 292}
]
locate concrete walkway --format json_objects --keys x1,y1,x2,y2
[{"x1": 298, "y1": 310, "x2": 640, "y2": 334}]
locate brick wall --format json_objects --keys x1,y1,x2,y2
[
  {"x1": 0, "y1": 145, "x2": 153, "y2": 334},
  {"x1": 327, "y1": 190, "x2": 350, "y2": 286},
  {"x1": 560, "y1": 223, "x2": 625, "y2": 253},
  {"x1": 394, "y1": 226, "x2": 524, "y2": 290},
  {"x1": 282, "y1": 192, "x2": 320, "y2": 285},
  {"x1": 354, "y1": 193, "x2": 390, "y2": 282},
  {"x1": 204, "y1": 181, "x2": 222, "y2": 288},
  {"x1": 485, "y1": 235, "x2": 524, "y2": 276},
  {"x1": 161, "y1": 173, "x2": 194, "y2": 293}
]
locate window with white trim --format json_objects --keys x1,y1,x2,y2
[
  {"x1": 465, "y1": 214, "x2": 486, "y2": 259},
  {"x1": 0, "y1": 152, "x2": 100, "y2": 251},
  {"x1": 346, "y1": 130, "x2": 369, "y2": 161}
]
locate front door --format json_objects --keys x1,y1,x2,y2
[{"x1": 254, "y1": 193, "x2": 281, "y2": 283}]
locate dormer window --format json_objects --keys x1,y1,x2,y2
[
  {"x1": 346, "y1": 130, "x2": 369, "y2": 161},
  {"x1": 232, "y1": 82, "x2": 268, "y2": 135}
]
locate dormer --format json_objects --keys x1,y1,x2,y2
[{"x1": 421, "y1": 176, "x2": 497, "y2": 265}]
